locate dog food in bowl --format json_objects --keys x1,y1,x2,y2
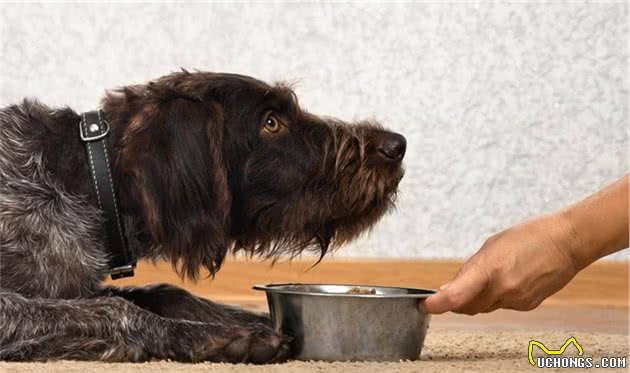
[{"x1": 346, "y1": 286, "x2": 377, "y2": 295}]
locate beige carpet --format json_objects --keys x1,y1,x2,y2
[
  {"x1": 2, "y1": 328, "x2": 627, "y2": 373},
  {"x1": 3, "y1": 260, "x2": 627, "y2": 372}
]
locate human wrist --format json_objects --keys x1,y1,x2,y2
[
  {"x1": 558, "y1": 199, "x2": 618, "y2": 271},
  {"x1": 559, "y1": 176, "x2": 629, "y2": 270},
  {"x1": 556, "y1": 209, "x2": 591, "y2": 271}
]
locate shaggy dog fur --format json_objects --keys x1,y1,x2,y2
[{"x1": 0, "y1": 71, "x2": 406, "y2": 363}]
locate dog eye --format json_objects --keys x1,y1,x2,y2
[{"x1": 263, "y1": 113, "x2": 281, "y2": 134}]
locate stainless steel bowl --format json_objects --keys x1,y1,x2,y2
[{"x1": 253, "y1": 283, "x2": 435, "y2": 362}]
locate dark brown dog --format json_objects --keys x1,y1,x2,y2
[{"x1": 0, "y1": 70, "x2": 406, "y2": 363}]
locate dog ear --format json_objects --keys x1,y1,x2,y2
[{"x1": 122, "y1": 99, "x2": 230, "y2": 280}]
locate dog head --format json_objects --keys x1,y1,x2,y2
[{"x1": 106, "y1": 71, "x2": 405, "y2": 278}]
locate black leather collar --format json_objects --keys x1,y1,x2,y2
[{"x1": 80, "y1": 111, "x2": 136, "y2": 279}]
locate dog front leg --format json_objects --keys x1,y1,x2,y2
[
  {"x1": 101, "y1": 284, "x2": 272, "y2": 326},
  {"x1": 0, "y1": 290, "x2": 289, "y2": 363}
]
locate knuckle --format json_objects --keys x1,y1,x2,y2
[
  {"x1": 444, "y1": 291, "x2": 464, "y2": 308},
  {"x1": 499, "y1": 279, "x2": 521, "y2": 296}
]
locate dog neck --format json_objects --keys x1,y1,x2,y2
[{"x1": 41, "y1": 107, "x2": 152, "y2": 259}]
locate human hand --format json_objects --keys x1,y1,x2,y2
[{"x1": 421, "y1": 214, "x2": 581, "y2": 315}]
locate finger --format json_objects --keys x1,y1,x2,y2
[
  {"x1": 422, "y1": 265, "x2": 490, "y2": 314},
  {"x1": 452, "y1": 284, "x2": 499, "y2": 315},
  {"x1": 418, "y1": 282, "x2": 450, "y2": 312}
]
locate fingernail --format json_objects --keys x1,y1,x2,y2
[{"x1": 439, "y1": 282, "x2": 451, "y2": 291}]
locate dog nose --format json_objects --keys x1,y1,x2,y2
[{"x1": 375, "y1": 132, "x2": 406, "y2": 162}]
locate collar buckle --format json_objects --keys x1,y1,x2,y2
[
  {"x1": 80, "y1": 117, "x2": 109, "y2": 141},
  {"x1": 110, "y1": 264, "x2": 136, "y2": 280}
]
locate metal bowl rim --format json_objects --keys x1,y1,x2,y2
[{"x1": 253, "y1": 283, "x2": 436, "y2": 298}]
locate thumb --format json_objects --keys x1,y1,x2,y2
[{"x1": 421, "y1": 264, "x2": 489, "y2": 314}]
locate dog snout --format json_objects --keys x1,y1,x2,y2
[{"x1": 374, "y1": 132, "x2": 406, "y2": 163}]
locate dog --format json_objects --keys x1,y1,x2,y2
[{"x1": 0, "y1": 70, "x2": 406, "y2": 363}]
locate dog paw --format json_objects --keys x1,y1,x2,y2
[
  {"x1": 222, "y1": 324, "x2": 292, "y2": 364},
  {"x1": 162, "y1": 319, "x2": 291, "y2": 363}
]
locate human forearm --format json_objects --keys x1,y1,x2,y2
[{"x1": 561, "y1": 174, "x2": 629, "y2": 270}]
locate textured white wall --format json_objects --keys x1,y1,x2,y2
[{"x1": 1, "y1": 3, "x2": 627, "y2": 260}]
